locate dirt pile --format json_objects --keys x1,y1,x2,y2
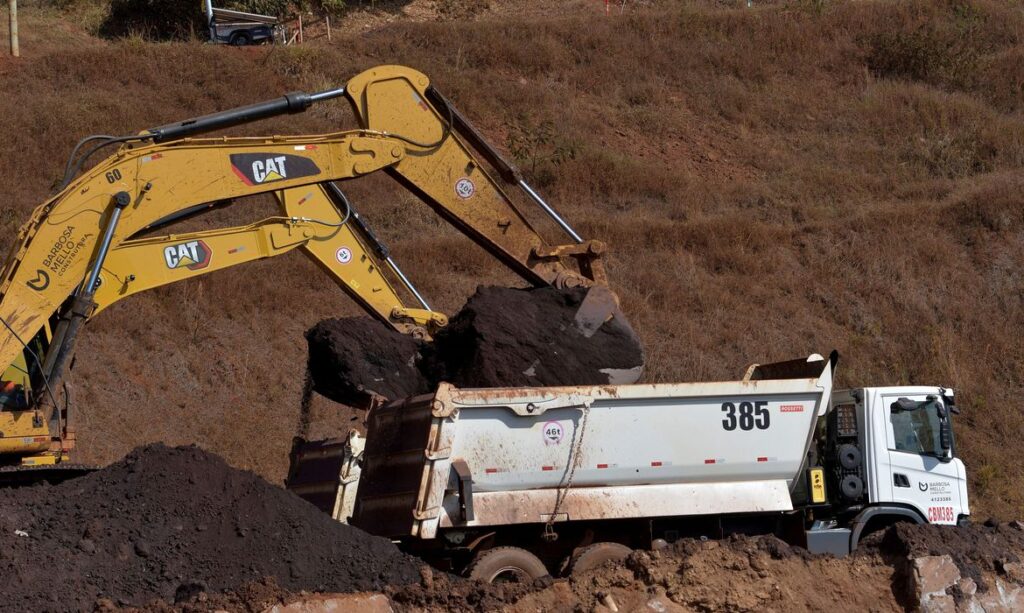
[
  {"x1": 306, "y1": 286, "x2": 645, "y2": 406},
  {"x1": 0, "y1": 444, "x2": 422, "y2": 611},
  {"x1": 82, "y1": 520, "x2": 1024, "y2": 611},
  {"x1": 385, "y1": 533, "x2": 901, "y2": 612},
  {"x1": 861, "y1": 519, "x2": 1024, "y2": 584},
  {"x1": 382, "y1": 524, "x2": 1024, "y2": 612}
]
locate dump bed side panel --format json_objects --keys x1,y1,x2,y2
[{"x1": 451, "y1": 390, "x2": 823, "y2": 493}]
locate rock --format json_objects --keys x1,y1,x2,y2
[
  {"x1": 921, "y1": 594, "x2": 955, "y2": 613},
  {"x1": 973, "y1": 577, "x2": 1024, "y2": 611},
  {"x1": 956, "y1": 577, "x2": 977, "y2": 597},
  {"x1": 1000, "y1": 561, "x2": 1024, "y2": 583},
  {"x1": 263, "y1": 593, "x2": 394, "y2": 613},
  {"x1": 644, "y1": 593, "x2": 687, "y2": 612},
  {"x1": 909, "y1": 555, "x2": 960, "y2": 612},
  {"x1": 134, "y1": 540, "x2": 151, "y2": 558},
  {"x1": 418, "y1": 566, "x2": 433, "y2": 590}
]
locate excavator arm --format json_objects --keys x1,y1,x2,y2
[
  {"x1": 0, "y1": 64, "x2": 616, "y2": 466},
  {"x1": 95, "y1": 183, "x2": 447, "y2": 334}
]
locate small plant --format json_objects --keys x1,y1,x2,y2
[
  {"x1": 974, "y1": 464, "x2": 999, "y2": 496},
  {"x1": 505, "y1": 118, "x2": 577, "y2": 188},
  {"x1": 436, "y1": 0, "x2": 489, "y2": 20},
  {"x1": 318, "y1": 0, "x2": 347, "y2": 16},
  {"x1": 787, "y1": 0, "x2": 828, "y2": 16}
]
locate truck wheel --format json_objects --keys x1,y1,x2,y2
[
  {"x1": 569, "y1": 542, "x2": 633, "y2": 575},
  {"x1": 466, "y1": 546, "x2": 549, "y2": 584},
  {"x1": 230, "y1": 32, "x2": 251, "y2": 46}
]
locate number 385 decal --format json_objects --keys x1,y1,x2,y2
[{"x1": 721, "y1": 401, "x2": 770, "y2": 431}]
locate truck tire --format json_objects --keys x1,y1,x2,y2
[
  {"x1": 230, "y1": 32, "x2": 251, "y2": 46},
  {"x1": 569, "y1": 542, "x2": 633, "y2": 575},
  {"x1": 466, "y1": 546, "x2": 549, "y2": 584}
]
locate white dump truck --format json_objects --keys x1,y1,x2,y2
[{"x1": 287, "y1": 352, "x2": 969, "y2": 582}]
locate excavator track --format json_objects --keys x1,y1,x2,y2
[{"x1": 0, "y1": 464, "x2": 97, "y2": 487}]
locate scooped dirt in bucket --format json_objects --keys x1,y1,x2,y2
[
  {"x1": 306, "y1": 286, "x2": 645, "y2": 406},
  {"x1": 428, "y1": 286, "x2": 645, "y2": 388},
  {"x1": 0, "y1": 444, "x2": 422, "y2": 610}
]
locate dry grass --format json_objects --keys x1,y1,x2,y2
[{"x1": 0, "y1": 0, "x2": 1022, "y2": 518}]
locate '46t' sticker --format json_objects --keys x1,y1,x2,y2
[{"x1": 542, "y1": 421, "x2": 564, "y2": 445}]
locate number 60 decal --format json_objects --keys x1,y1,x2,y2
[{"x1": 721, "y1": 401, "x2": 770, "y2": 431}]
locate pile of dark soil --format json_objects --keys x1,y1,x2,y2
[
  {"x1": 0, "y1": 444, "x2": 422, "y2": 611},
  {"x1": 306, "y1": 286, "x2": 645, "y2": 406},
  {"x1": 860, "y1": 520, "x2": 1024, "y2": 583}
]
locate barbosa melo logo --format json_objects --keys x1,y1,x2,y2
[
  {"x1": 229, "y1": 153, "x2": 322, "y2": 186},
  {"x1": 164, "y1": 240, "x2": 212, "y2": 271}
]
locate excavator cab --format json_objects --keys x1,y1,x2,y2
[
  {"x1": 0, "y1": 319, "x2": 66, "y2": 466},
  {"x1": 0, "y1": 322, "x2": 50, "y2": 407}
]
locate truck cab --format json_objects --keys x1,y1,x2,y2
[{"x1": 815, "y1": 387, "x2": 969, "y2": 552}]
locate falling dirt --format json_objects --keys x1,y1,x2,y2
[
  {"x1": 0, "y1": 444, "x2": 422, "y2": 611},
  {"x1": 306, "y1": 317, "x2": 429, "y2": 406},
  {"x1": 306, "y1": 286, "x2": 645, "y2": 407}
]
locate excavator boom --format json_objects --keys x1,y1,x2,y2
[{"x1": 0, "y1": 65, "x2": 623, "y2": 467}]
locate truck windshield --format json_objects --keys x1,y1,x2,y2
[{"x1": 890, "y1": 399, "x2": 944, "y2": 456}]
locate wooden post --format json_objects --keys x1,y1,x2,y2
[
  {"x1": 297, "y1": 14, "x2": 303, "y2": 44},
  {"x1": 326, "y1": 15, "x2": 331, "y2": 42},
  {"x1": 8, "y1": 0, "x2": 18, "y2": 58}
]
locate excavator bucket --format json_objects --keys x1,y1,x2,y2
[{"x1": 573, "y1": 286, "x2": 644, "y2": 384}]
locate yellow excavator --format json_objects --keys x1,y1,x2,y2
[{"x1": 0, "y1": 65, "x2": 625, "y2": 479}]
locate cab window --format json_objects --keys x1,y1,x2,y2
[{"x1": 889, "y1": 400, "x2": 942, "y2": 455}]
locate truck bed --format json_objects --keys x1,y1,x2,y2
[{"x1": 351, "y1": 353, "x2": 836, "y2": 540}]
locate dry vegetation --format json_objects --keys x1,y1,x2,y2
[{"x1": 0, "y1": 0, "x2": 1022, "y2": 518}]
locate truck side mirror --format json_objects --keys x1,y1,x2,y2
[
  {"x1": 939, "y1": 420, "x2": 952, "y2": 453},
  {"x1": 936, "y1": 402, "x2": 953, "y2": 461}
]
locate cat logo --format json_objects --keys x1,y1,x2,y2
[
  {"x1": 164, "y1": 240, "x2": 212, "y2": 271},
  {"x1": 230, "y1": 153, "x2": 321, "y2": 186}
]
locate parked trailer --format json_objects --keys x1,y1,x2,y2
[{"x1": 288, "y1": 352, "x2": 970, "y2": 581}]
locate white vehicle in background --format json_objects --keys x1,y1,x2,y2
[
  {"x1": 204, "y1": 2, "x2": 281, "y2": 46},
  {"x1": 288, "y1": 352, "x2": 969, "y2": 582}
]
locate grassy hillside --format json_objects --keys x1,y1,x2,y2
[{"x1": 1, "y1": 0, "x2": 1022, "y2": 518}]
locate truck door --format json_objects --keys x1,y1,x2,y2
[{"x1": 880, "y1": 391, "x2": 963, "y2": 525}]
